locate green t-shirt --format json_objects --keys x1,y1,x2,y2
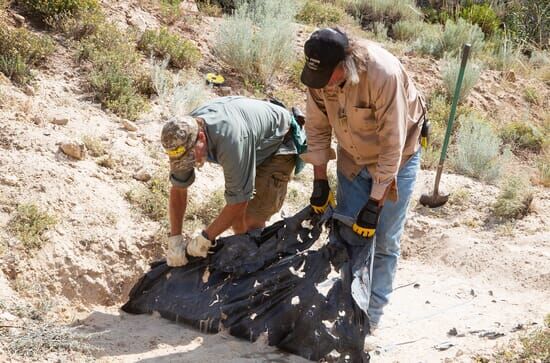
[{"x1": 170, "y1": 96, "x2": 296, "y2": 204}]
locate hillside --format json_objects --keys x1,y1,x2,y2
[{"x1": 0, "y1": 0, "x2": 549, "y2": 362}]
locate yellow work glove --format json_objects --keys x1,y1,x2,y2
[
  {"x1": 186, "y1": 230, "x2": 213, "y2": 258},
  {"x1": 310, "y1": 179, "x2": 335, "y2": 214},
  {"x1": 166, "y1": 235, "x2": 188, "y2": 267},
  {"x1": 352, "y1": 198, "x2": 381, "y2": 238}
]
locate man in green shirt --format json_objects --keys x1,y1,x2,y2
[{"x1": 161, "y1": 96, "x2": 297, "y2": 267}]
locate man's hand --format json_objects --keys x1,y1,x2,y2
[
  {"x1": 166, "y1": 235, "x2": 188, "y2": 267},
  {"x1": 352, "y1": 199, "x2": 382, "y2": 238},
  {"x1": 187, "y1": 230, "x2": 212, "y2": 258},
  {"x1": 310, "y1": 179, "x2": 335, "y2": 214}
]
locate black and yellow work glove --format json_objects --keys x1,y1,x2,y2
[
  {"x1": 352, "y1": 198, "x2": 381, "y2": 238},
  {"x1": 310, "y1": 179, "x2": 335, "y2": 214}
]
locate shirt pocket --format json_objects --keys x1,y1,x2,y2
[{"x1": 349, "y1": 106, "x2": 377, "y2": 133}]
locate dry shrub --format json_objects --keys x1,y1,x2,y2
[
  {"x1": 7, "y1": 204, "x2": 56, "y2": 249},
  {"x1": 492, "y1": 176, "x2": 533, "y2": 220}
]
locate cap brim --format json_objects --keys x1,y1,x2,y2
[{"x1": 300, "y1": 65, "x2": 333, "y2": 89}]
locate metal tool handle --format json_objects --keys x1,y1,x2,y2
[{"x1": 433, "y1": 44, "x2": 471, "y2": 194}]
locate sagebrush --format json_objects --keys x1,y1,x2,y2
[
  {"x1": 500, "y1": 121, "x2": 544, "y2": 153},
  {"x1": 452, "y1": 115, "x2": 506, "y2": 183},
  {"x1": 214, "y1": 0, "x2": 297, "y2": 85},
  {"x1": 18, "y1": 0, "x2": 98, "y2": 22},
  {"x1": 441, "y1": 54, "x2": 481, "y2": 103}
]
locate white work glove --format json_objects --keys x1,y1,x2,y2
[
  {"x1": 186, "y1": 231, "x2": 212, "y2": 258},
  {"x1": 166, "y1": 235, "x2": 188, "y2": 267}
]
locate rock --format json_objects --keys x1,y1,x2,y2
[
  {"x1": 434, "y1": 342, "x2": 454, "y2": 351},
  {"x1": 180, "y1": 0, "x2": 199, "y2": 12},
  {"x1": 50, "y1": 116, "x2": 69, "y2": 126},
  {"x1": 133, "y1": 168, "x2": 151, "y2": 182},
  {"x1": 448, "y1": 327, "x2": 458, "y2": 336},
  {"x1": 23, "y1": 84, "x2": 34, "y2": 96},
  {"x1": 127, "y1": 131, "x2": 138, "y2": 140},
  {"x1": 12, "y1": 13, "x2": 25, "y2": 27},
  {"x1": 0, "y1": 175, "x2": 18, "y2": 186},
  {"x1": 60, "y1": 142, "x2": 86, "y2": 160},
  {"x1": 0, "y1": 311, "x2": 17, "y2": 322},
  {"x1": 31, "y1": 115, "x2": 43, "y2": 125},
  {"x1": 220, "y1": 86, "x2": 232, "y2": 96},
  {"x1": 0, "y1": 72, "x2": 10, "y2": 85},
  {"x1": 122, "y1": 119, "x2": 138, "y2": 131},
  {"x1": 503, "y1": 70, "x2": 516, "y2": 82},
  {"x1": 126, "y1": 138, "x2": 138, "y2": 147},
  {"x1": 413, "y1": 283, "x2": 420, "y2": 288}
]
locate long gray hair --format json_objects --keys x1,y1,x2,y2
[{"x1": 341, "y1": 34, "x2": 368, "y2": 86}]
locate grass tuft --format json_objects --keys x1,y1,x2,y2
[
  {"x1": 185, "y1": 189, "x2": 225, "y2": 226},
  {"x1": 126, "y1": 173, "x2": 170, "y2": 222},
  {"x1": 18, "y1": 0, "x2": 98, "y2": 23},
  {"x1": 82, "y1": 135, "x2": 106, "y2": 157},
  {"x1": 7, "y1": 204, "x2": 56, "y2": 250}
]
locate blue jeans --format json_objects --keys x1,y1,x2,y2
[{"x1": 335, "y1": 151, "x2": 420, "y2": 326}]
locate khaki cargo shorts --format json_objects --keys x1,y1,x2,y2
[{"x1": 247, "y1": 154, "x2": 296, "y2": 221}]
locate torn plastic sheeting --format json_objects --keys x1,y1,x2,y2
[{"x1": 122, "y1": 207, "x2": 372, "y2": 362}]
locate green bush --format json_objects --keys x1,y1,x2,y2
[
  {"x1": 344, "y1": 0, "x2": 420, "y2": 27},
  {"x1": 0, "y1": 26, "x2": 54, "y2": 84},
  {"x1": 7, "y1": 204, "x2": 56, "y2": 249},
  {"x1": 452, "y1": 115, "x2": 506, "y2": 183},
  {"x1": 138, "y1": 28, "x2": 200, "y2": 69},
  {"x1": 196, "y1": 0, "x2": 222, "y2": 16},
  {"x1": 441, "y1": 54, "x2": 481, "y2": 103},
  {"x1": 501, "y1": 121, "x2": 544, "y2": 152},
  {"x1": 392, "y1": 19, "x2": 427, "y2": 41},
  {"x1": 78, "y1": 22, "x2": 149, "y2": 120},
  {"x1": 459, "y1": 3, "x2": 499, "y2": 37},
  {"x1": 214, "y1": 0, "x2": 297, "y2": 85},
  {"x1": 296, "y1": 0, "x2": 345, "y2": 26},
  {"x1": 492, "y1": 176, "x2": 533, "y2": 220},
  {"x1": 502, "y1": 0, "x2": 549, "y2": 48},
  {"x1": 18, "y1": 0, "x2": 98, "y2": 22}
]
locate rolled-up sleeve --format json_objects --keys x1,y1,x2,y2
[
  {"x1": 170, "y1": 169, "x2": 195, "y2": 188},
  {"x1": 300, "y1": 88, "x2": 336, "y2": 165},
  {"x1": 371, "y1": 73, "x2": 407, "y2": 201}
]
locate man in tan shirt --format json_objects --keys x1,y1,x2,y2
[{"x1": 300, "y1": 27, "x2": 426, "y2": 331}]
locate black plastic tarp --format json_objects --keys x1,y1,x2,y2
[{"x1": 122, "y1": 208, "x2": 372, "y2": 362}]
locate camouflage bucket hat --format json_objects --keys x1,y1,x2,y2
[{"x1": 161, "y1": 116, "x2": 199, "y2": 173}]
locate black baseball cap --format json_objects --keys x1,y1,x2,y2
[{"x1": 301, "y1": 28, "x2": 349, "y2": 89}]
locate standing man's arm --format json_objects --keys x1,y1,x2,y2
[
  {"x1": 301, "y1": 88, "x2": 336, "y2": 213},
  {"x1": 204, "y1": 201, "x2": 248, "y2": 240}
]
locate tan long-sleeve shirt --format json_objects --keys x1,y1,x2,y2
[{"x1": 300, "y1": 40, "x2": 425, "y2": 202}]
